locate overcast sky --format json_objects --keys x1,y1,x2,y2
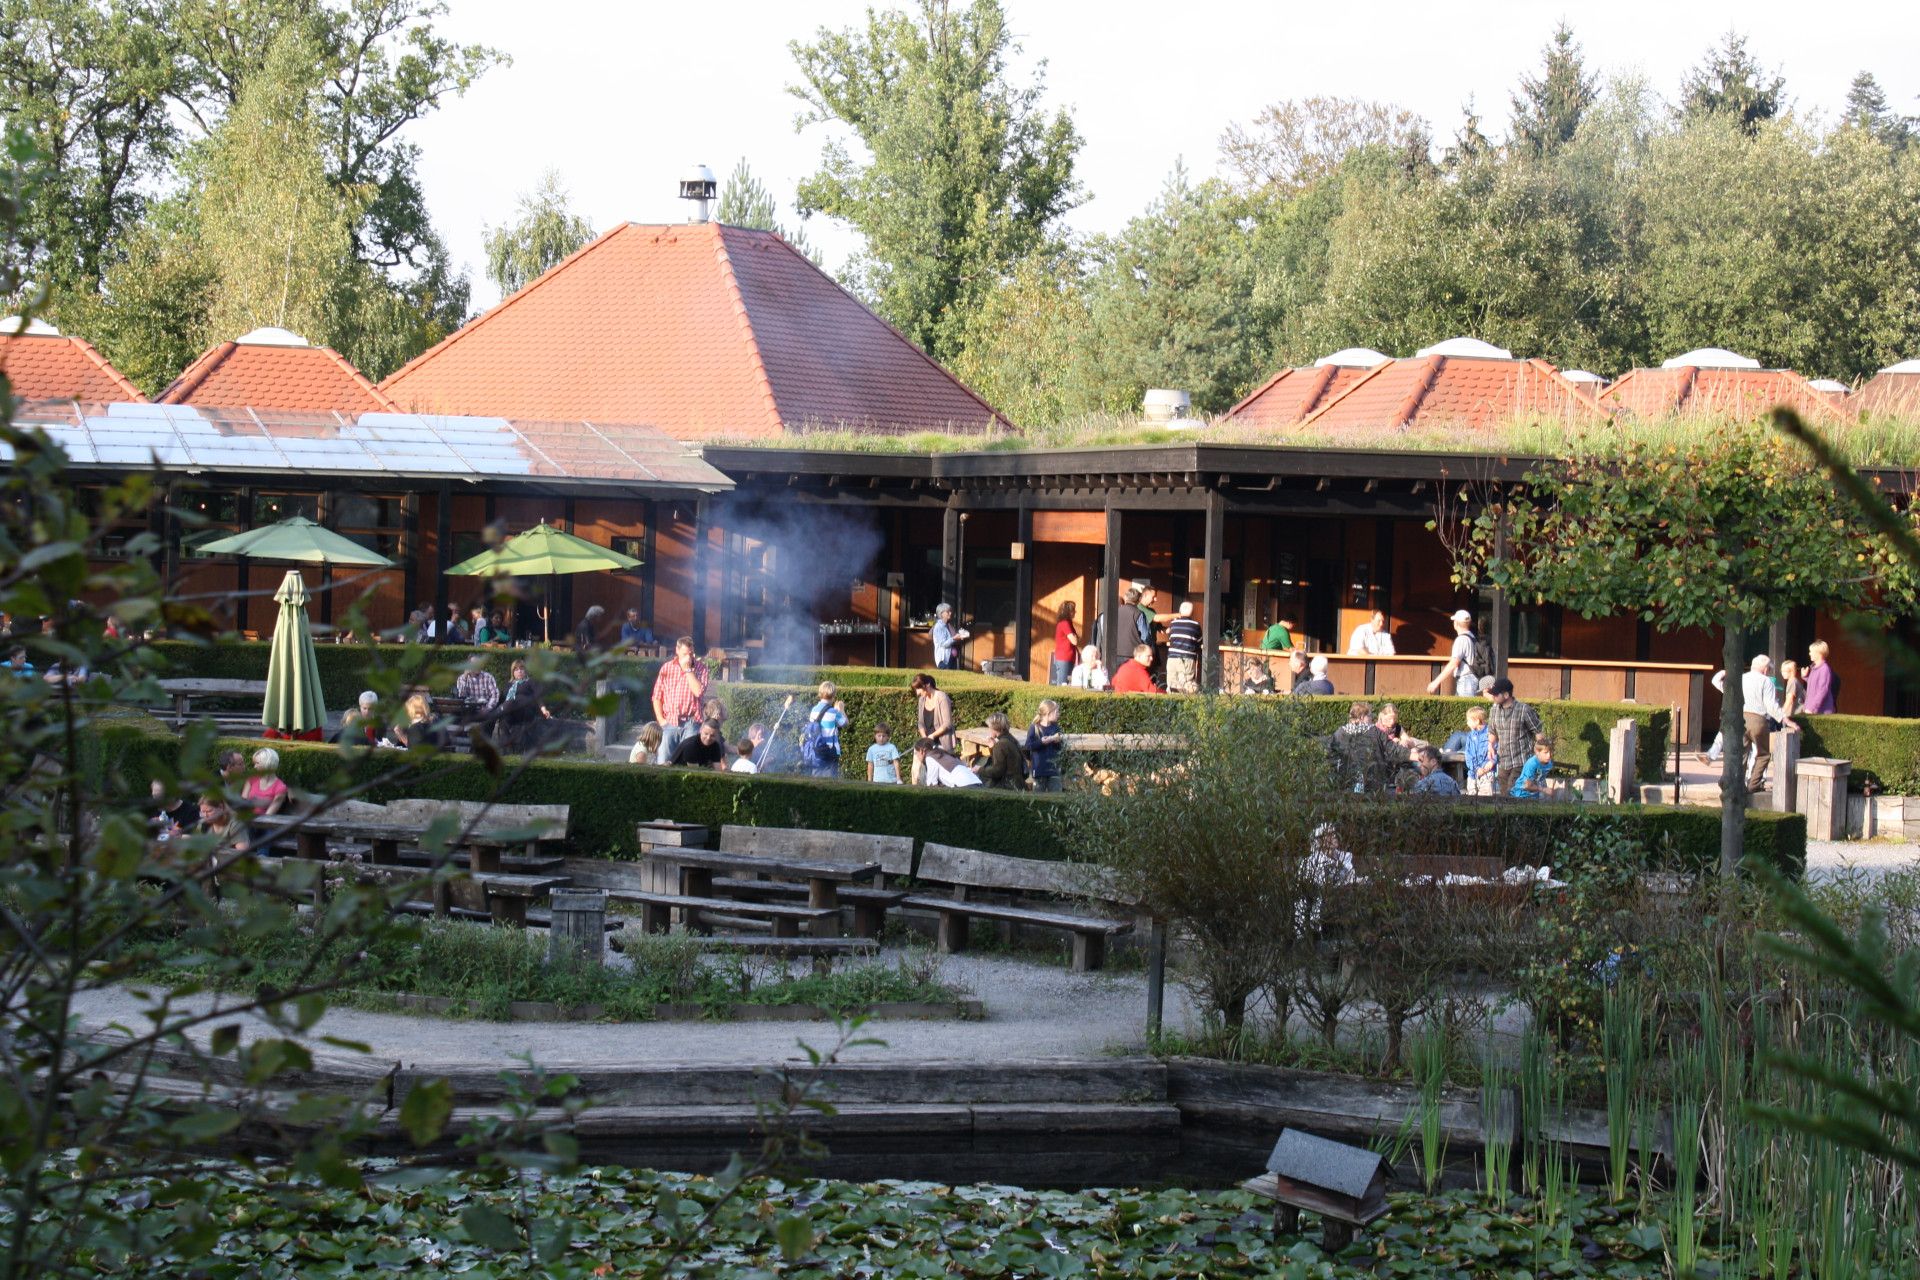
[{"x1": 410, "y1": 0, "x2": 1920, "y2": 311}]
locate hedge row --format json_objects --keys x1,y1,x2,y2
[
  {"x1": 1797, "y1": 714, "x2": 1920, "y2": 795},
  {"x1": 101, "y1": 720, "x2": 1801, "y2": 877},
  {"x1": 717, "y1": 684, "x2": 1672, "y2": 783}
]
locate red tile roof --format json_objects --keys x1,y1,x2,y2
[
  {"x1": 1853, "y1": 368, "x2": 1920, "y2": 419},
  {"x1": 0, "y1": 332, "x2": 145, "y2": 402},
  {"x1": 158, "y1": 339, "x2": 397, "y2": 413},
  {"x1": 1222, "y1": 364, "x2": 1370, "y2": 428},
  {"x1": 380, "y1": 222, "x2": 1009, "y2": 440},
  {"x1": 1599, "y1": 365, "x2": 1840, "y2": 423},
  {"x1": 1278, "y1": 355, "x2": 1602, "y2": 434}
]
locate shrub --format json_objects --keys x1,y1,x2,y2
[{"x1": 1797, "y1": 713, "x2": 1920, "y2": 794}]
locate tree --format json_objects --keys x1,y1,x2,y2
[
  {"x1": 788, "y1": 0, "x2": 1082, "y2": 360},
  {"x1": 1680, "y1": 31, "x2": 1785, "y2": 136},
  {"x1": 482, "y1": 170, "x2": 595, "y2": 298},
  {"x1": 0, "y1": 0, "x2": 183, "y2": 289},
  {"x1": 53, "y1": 201, "x2": 214, "y2": 395},
  {"x1": 714, "y1": 157, "x2": 815, "y2": 260},
  {"x1": 1843, "y1": 71, "x2": 1915, "y2": 152},
  {"x1": 947, "y1": 250, "x2": 1107, "y2": 429},
  {"x1": 1220, "y1": 95, "x2": 1427, "y2": 195},
  {"x1": 1510, "y1": 23, "x2": 1596, "y2": 156},
  {"x1": 1447, "y1": 425, "x2": 1913, "y2": 873}
]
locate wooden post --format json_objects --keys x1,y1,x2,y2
[
  {"x1": 401, "y1": 491, "x2": 420, "y2": 621},
  {"x1": 434, "y1": 483, "x2": 453, "y2": 620},
  {"x1": 941, "y1": 504, "x2": 962, "y2": 613},
  {"x1": 547, "y1": 889, "x2": 607, "y2": 966},
  {"x1": 1101, "y1": 504, "x2": 1124, "y2": 675},
  {"x1": 1771, "y1": 728, "x2": 1800, "y2": 814},
  {"x1": 1606, "y1": 717, "x2": 1638, "y2": 805},
  {"x1": 1013, "y1": 502, "x2": 1033, "y2": 681},
  {"x1": 1145, "y1": 917, "x2": 1167, "y2": 1039},
  {"x1": 235, "y1": 487, "x2": 254, "y2": 636},
  {"x1": 1797, "y1": 758, "x2": 1850, "y2": 841},
  {"x1": 690, "y1": 498, "x2": 711, "y2": 651},
  {"x1": 1490, "y1": 512, "x2": 1511, "y2": 679},
  {"x1": 1201, "y1": 488, "x2": 1225, "y2": 691}
]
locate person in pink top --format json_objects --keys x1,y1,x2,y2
[
  {"x1": 1803, "y1": 639, "x2": 1838, "y2": 714},
  {"x1": 241, "y1": 747, "x2": 290, "y2": 817}
]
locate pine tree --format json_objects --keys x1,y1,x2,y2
[
  {"x1": 1446, "y1": 99, "x2": 1494, "y2": 169},
  {"x1": 1843, "y1": 71, "x2": 1914, "y2": 151},
  {"x1": 1510, "y1": 23, "x2": 1596, "y2": 156},
  {"x1": 714, "y1": 158, "x2": 815, "y2": 259},
  {"x1": 1680, "y1": 31, "x2": 1785, "y2": 136}
]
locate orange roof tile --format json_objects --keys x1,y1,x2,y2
[
  {"x1": 0, "y1": 332, "x2": 145, "y2": 403},
  {"x1": 1599, "y1": 365, "x2": 1840, "y2": 423},
  {"x1": 1292, "y1": 355, "x2": 1602, "y2": 434},
  {"x1": 1222, "y1": 364, "x2": 1370, "y2": 428},
  {"x1": 158, "y1": 339, "x2": 396, "y2": 413},
  {"x1": 380, "y1": 222, "x2": 1009, "y2": 440},
  {"x1": 1853, "y1": 369, "x2": 1920, "y2": 419}
]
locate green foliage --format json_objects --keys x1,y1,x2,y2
[
  {"x1": 1219, "y1": 95, "x2": 1427, "y2": 196},
  {"x1": 1509, "y1": 23, "x2": 1597, "y2": 157},
  {"x1": 787, "y1": 0, "x2": 1081, "y2": 362},
  {"x1": 714, "y1": 156, "x2": 815, "y2": 261},
  {"x1": 483, "y1": 170, "x2": 595, "y2": 298},
  {"x1": 1680, "y1": 30, "x2": 1785, "y2": 135},
  {"x1": 1797, "y1": 713, "x2": 1920, "y2": 794}
]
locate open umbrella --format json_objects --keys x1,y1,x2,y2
[
  {"x1": 262, "y1": 569, "x2": 327, "y2": 739},
  {"x1": 448, "y1": 522, "x2": 643, "y2": 642},
  {"x1": 196, "y1": 515, "x2": 394, "y2": 566}
]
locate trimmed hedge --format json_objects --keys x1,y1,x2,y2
[
  {"x1": 1797, "y1": 714, "x2": 1920, "y2": 795},
  {"x1": 717, "y1": 683, "x2": 1671, "y2": 784},
  {"x1": 100, "y1": 721, "x2": 1799, "y2": 876}
]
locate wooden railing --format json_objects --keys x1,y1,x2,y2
[{"x1": 1218, "y1": 647, "x2": 1713, "y2": 744}]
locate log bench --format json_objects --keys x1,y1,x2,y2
[
  {"x1": 901, "y1": 842, "x2": 1135, "y2": 972},
  {"x1": 607, "y1": 889, "x2": 840, "y2": 939},
  {"x1": 613, "y1": 932, "x2": 880, "y2": 975},
  {"x1": 715, "y1": 826, "x2": 914, "y2": 937}
]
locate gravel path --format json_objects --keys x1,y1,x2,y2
[
  {"x1": 71, "y1": 950, "x2": 1196, "y2": 1070},
  {"x1": 1804, "y1": 838, "x2": 1919, "y2": 883}
]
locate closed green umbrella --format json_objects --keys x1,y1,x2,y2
[
  {"x1": 262, "y1": 569, "x2": 327, "y2": 738},
  {"x1": 448, "y1": 522, "x2": 643, "y2": 642},
  {"x1": 196, "y1": 515, "x2": 394, "y2": 566}
]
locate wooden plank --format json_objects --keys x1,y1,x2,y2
[
  {"x1": 648, "y1": 848, "x2": 879, "y2": 883},
  {"x1": 606, "y1": 891, "x2": 838, "y2": 922},
  {"x1": 717, "y1": 825, "x2": 914, "y2": 877},
  {"x1": 900, "y1": 894, "x2": 1131, "y2": 934},
  {"x1": 915, "y1": 842, "x2": 1125, "y2": 900}
]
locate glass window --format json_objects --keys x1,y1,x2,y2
[
  {"x1": 334, "y1": 494, "x2": 402, "y2": 529},
  {"x1": 256, "y1": 492, "x2": 317, "y2": 522}
]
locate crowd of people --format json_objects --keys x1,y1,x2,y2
[{"x1": 1701, "y1": 640, "x2": 1838, "y2": 793}]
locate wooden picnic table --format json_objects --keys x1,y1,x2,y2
[
  {"x1": 642, "y1": 846, "x2": 880, "y2": 912},
  {"x1": 253, "y1": 814, "x2": 420, "y2": 864},
  {"x1": 156, "y1": 677, "x2": 268, "y2": 728}
]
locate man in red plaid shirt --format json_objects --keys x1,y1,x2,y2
[{"x1": 650, "y1": 636, "x2": 710, "y2": 763}]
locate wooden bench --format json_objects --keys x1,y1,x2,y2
[
  {"x1": 607, "y1": 889, "x2": 840, "y2": 939},
  {"x1": 901, "y1": 842, "x2": 1134, "y2": 972},
  {"x1": 614, "y1": 932, "x2": 880, "y2": 975},
  {"x1": 714, "y1": 826, "x2": 913, "y2": 936},
  {"x1": 155, "y1": 678, "x2": 269, "y2": 730}
]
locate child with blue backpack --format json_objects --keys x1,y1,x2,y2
[
  {"x1": 1441, "y1": 704, "x2": 1498, "y2": 796},
  {"x1": 802, "y1": 681, "x2": 848, "y2": 779}
]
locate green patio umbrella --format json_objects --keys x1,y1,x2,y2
[
  {"x1": 448, "y1": 522, "x2": 643, "y2": 642},
  {"x1": 262, "y1": 569, "x2": 327, "y2": 737},
  {"x1": 195, "y1": 515, "x2": 394, "y2": 567}
]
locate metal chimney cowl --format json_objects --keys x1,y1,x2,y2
[{"x1": 680, "y1": 164, "x2": 717, "y2": 223}]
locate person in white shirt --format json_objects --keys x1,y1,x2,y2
[
  {"x1": 1069, "y1": 643, "x2": 1110, "y2": 691},
  {"x1": 1740, "y1": 654, "x2": 1782, "y2": 792},
  {"x1": 1426, "y1": 609, "x2": 1482, "y2": 696},
  {"x1": 729, "y1": 736, "x2": 758, "y2": 773},
  {"x1": 1347, "y1": 610, "x2": 1396, "y2": 656},
  {"x1": 913, "y1": 737, "x2": 981, "y2": 787}
]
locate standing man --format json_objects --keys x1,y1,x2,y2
[
  {"x1": 931, "y1": 603, "x2": 969, "y2": 670},
  {"x1": 650, "y1": 636, "x2": 709, "y2": 764},
  {"x1": 1485, "y1": 677, "x2": 1543, "y2": 796},
  {"x1": 1427, "y1": 609, "x2": 1484, "y2": 697},
  {"x1": 1803, "y1": 639, "x2": 1838, "y2": 714},
  {"x1": 1165, "y1": 601, "x2": 1203, "y2": 694},
  {"x1": 1741, "y1": 654, "x2": 1782, "y2": 793},
  {"x1": 1347, "y1": 610, "x2": 1395, "y2": 656},
  {"x1": 1110, "y1": 588, "x2": 1144, "y2": 672}
]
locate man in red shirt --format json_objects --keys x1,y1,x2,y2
[
  {"x1": 1110, "y1": 643, "x2": 1162, "y2": 694},
  {"x1": 650, "y1": 636, "x2": 710, "y2": 762}
]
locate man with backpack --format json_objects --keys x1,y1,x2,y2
[{"x1": 1427, "y1": 608, "x2": 1489, "y2": 697}]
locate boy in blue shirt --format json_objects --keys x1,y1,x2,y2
[
  {"x1": 865, "y1": 722, "x2": 901, "y2": 783},
  {"x1": 804, "y1": 681, "x2": 848, "y2": 778},
  {"x1": 1442, "y1": 704, "x2": 1498, "y2": 796},
  {"x1": 1511, "y1": 737, "x2": 1557, "y2": 800}
]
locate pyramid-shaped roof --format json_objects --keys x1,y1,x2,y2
[
  {"x1": 1223, "y1": 363, "x2": 1373, "y2": 428},
  {"x1": 380, "y1": 222, "x2": 1009, "y2": 440},
  {"x1": 0, "y1": 326, "x2": 145, "y2": 403},
  {"x1": 159, "y1": 328, "x2": 397, "y2": 413},
  {"x1": 1243, "y1": 345, "x2": 1603, "y2": 435},
  {"x1": 1853, "y1": 360, "x2": 1920, "y2": 419},
  {"x1": 1600, "y1": 354, "x2": 1839, "y2": 423}
]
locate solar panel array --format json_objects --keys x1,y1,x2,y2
[{"x1": 3, "y1": 401, "x2": 732, "y2": 491}]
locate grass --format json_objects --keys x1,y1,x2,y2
[
  {"x1": 130, "y1": 909, "x2": 963, "y2": 1021},
  {"x1": 708, "y1": 408, "x2": 1920, "y2": 467}
]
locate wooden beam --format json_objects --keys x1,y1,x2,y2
[
  {"x1": 1201, "y1": 488, "x2": 1225, "y2": 690},
  {"x1": 1013, "y1": 501, "x2": 1034, "y2": 683},
  {"x1": 1102, "y1": 505, "x2": 1125, "y2": 675}
]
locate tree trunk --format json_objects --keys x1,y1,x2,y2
[{"x1": 1719, "y1": 619, "x2": 1749, "y2": 877}]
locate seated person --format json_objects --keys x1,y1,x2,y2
[
  {"x1": 1240, "y1": 659, "x2": 1277, "y2": 696},
  {"x1": 1331, "y1": 701, "x2": 1405, "y2": 793},
  {"x1": 668, "y1": 718, "x2": 728, "y2": 770},
  {"x1": 1069, "y1": 644, "x2": 1109, "y2": 691},
  {"x1": 972, "y1": 713, "x2": 1026, "y2": 790},
  {"x1": 620, "y1": 608, "x2": 658, "y2": 651},
  {"x1": 628, "y1": 721, "x2": 664, "y2": 765},
  {"x1": 1511, "y1": 737, "x2": 1558, "y2": 800},
  {"x1": 1442, "y1": 705, "x2": 1498, "y2": 796},
  {"x1": 730, "y1": 738, "x2": 760, "y2": 774},
  {"x1": 1408, "y1": 745, "x2": 1461, "y2": 796},
  {"x1": 1294, "y1": 654, "x2": 1336, "y2": 696},
  {"x1": 1110, "y1": 643, "x2": 1161, "y2": 694},
  {"x1": 1374, "y1": 704, "x2": 1427, "y2": 750},
  {"x1": 914, "y1": 737, "x2": 981, "y2": 788}
]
